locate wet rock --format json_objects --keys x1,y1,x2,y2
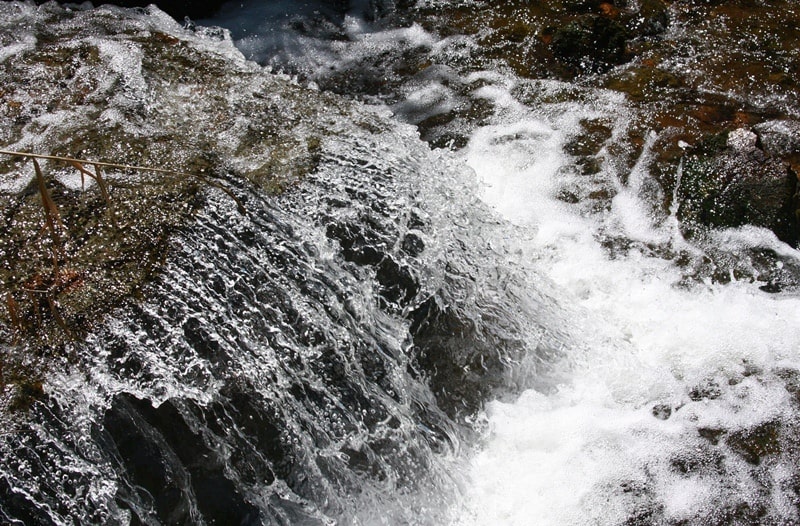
[
  {"x1": 753, "y1": 120, "x2": 800, "y2": 158},
  {"x1": 100, "y1": 389, "x2": 329, "y2": 525},
  {"x1": 562, "y1": 0, "x2": 605, "y2": 14},
  {"x1": 326, "y1": 221, "x2": 388, "y2": 266},
  {"x1": 612, "y1": 479, "x2": 663, "y2": 526},
  {"x1": 401, "y1": 232, "x2": 425, "y2": 257},
  {"x1": 651, "y1": 403, "x2": 672, "y2": 420},
  {"x1": 564, "y1": 118, "x2": 614, "y2": 157},
  {"x1": 544, "y1": 0, "x2": 670, "y2": 76},
  {"x1": 549, "y1": 15, "x2": 630, "y2": 74},
  {"x1": 688, "y1": 378, "x2": 722, "y2": 401},
  {"x1": 410, "y1": 297, "x2": 496, "y2": 419},
  {"x1": 376, "y1": 257, "x2": 419, "y2": 307},
  {"x1": 677, "y1": 129, "x2": 799, "y2": 246},
  {"x1": 409, "y1": 294, "x2": 526, "y2": 422},
  {"x1": 775, "y1": 366, "x2": 800, "y2": 404},
  {"x1": 627, "y1": 0, "x2": 670, "y2": 37},
  {"x1": 726, "y1": 421, "x2": 782, "y2": 465},
  {"x1": 727, "y1": 127, "x2": 759, "y2": 152},
  {"x1": 670, "y1": 446, "x2": 724, "y2": 475},
  {"x1": 324, "y1": 216, "x2": 421, "y2": 311},
  {"x1": 698, "y1": 427, "x2": 725, "y2": 445},
  {"x1": 56, "y1": 0, "x2": 353, "y2": 23}
]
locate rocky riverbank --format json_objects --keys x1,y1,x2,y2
[
  {"x1": 298, "y1": 0, "x2": 799, "y2": 291},
  {"x1": 270, "y1": 0, "x2": 800, "y2": 248}
]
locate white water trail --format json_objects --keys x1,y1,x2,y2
[{"x1": 450, "y1": 81, "x2": 800, "y2": 525}]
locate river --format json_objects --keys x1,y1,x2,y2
[{"x1": 2, "y1": 0, "x2": 800, "y2": 524}]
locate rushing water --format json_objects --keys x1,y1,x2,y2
[
  {"x1": 208, "y1": 2, "x2": 800, "y2": 522},
  {"x1": 2, "y1": 1, "x2": 800, "y2": 524}
]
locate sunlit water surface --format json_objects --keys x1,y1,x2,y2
[
  {"x1": 1, "y1": 1, "x2": 799, "y2": 524},
  {"x1": 211, "y1": 3, "x2": 800, "y2": 523}
]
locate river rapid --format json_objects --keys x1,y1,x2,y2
[{"x1": 2, "y1": 1, "x2": 800, "y2": 524}]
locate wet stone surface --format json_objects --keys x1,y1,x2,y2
[{"x1": 0, "y1": 1, "x2": 349, "y2": 407}]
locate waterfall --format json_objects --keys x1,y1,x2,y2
[{"x1": 2, "y1": 0, "x2": 800, "y2": 524}]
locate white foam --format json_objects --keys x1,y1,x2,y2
[
  {"x1": 392, "y1": 82, "x2": 457, "y2": 124},
  {"x1": 0, "y1": 33, "x2": 36, "y2": 63},
  {"x1": 452, "y1": 81, "x2": 800, "y2": 524},
  {"x1": 465, "y1": 119, "x2": 567, "y2": 228}
]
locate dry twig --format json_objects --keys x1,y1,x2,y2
[
  {"x1": 32, "y1": 158, "x2": 64, "y2": 275},
  {"x1": 0, "y1": 149, "x2": 246, "y2": 214}
]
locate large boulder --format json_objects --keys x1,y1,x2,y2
[{"x1": 0, "y1": 0, "x2": 356, "y2": 403}]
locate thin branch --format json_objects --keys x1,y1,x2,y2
[
  {"x1": 0, "y1": 149, "x2": 247, "y2": 215},
  {"x1": 6, "y1": 293, "x2": 21, "y2": 336},
  {"x1": 2, "y1": 149, "x2": 198, "y2": 177}
]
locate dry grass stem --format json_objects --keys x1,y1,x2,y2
[
  {"x1": 46, "y1": 295, "x2": 70, "y2": 338},
  {"x1": 6, "y1": 293, "x2": 21, "y2": 340},
  {"x1": 32, "y1": 158, "x2": 64, "y2": 275},
  {"x1": 0, "y1": 149, "x2": 246, "y2": 215},
  {"x1": 1, "y1": 148, "x2": 247, "y2": 346},
  {"x1": 67, "y1": 160, "x2": 118, "y2": 227}
]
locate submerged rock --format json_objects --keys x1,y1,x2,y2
[{"x1": 726, "y1": 420, "x2": 783, "y2": 466}]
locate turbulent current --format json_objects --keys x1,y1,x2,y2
[{"x1": 2, "y1": 1, "x2": 800, "y2": 525}]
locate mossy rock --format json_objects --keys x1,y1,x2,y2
[
  {"x1": 627, "y1": 0, "x2": 670, "y2": 37},
  {"x1": 603, "y1": 65, "x2": 682, "y2": 102},
  {"x1": 676, "y1": 130, "x2": 799, "y2": 246},
  {"x1": 549, "y1": 15, "x2": 631, "y2": 75},
  {"x1": 0, "y1": 2, "x2": 359, "y2": 410},
  {"x1": 564, "y1": 118, "x2": 614, "y2": 156},
  {"x1": 726, "y1": 421, "x2": 783, "y2": 465}
]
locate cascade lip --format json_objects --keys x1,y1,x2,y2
[{"x1": 0, "y1": 1, "x2": 358, "y2": 413}]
